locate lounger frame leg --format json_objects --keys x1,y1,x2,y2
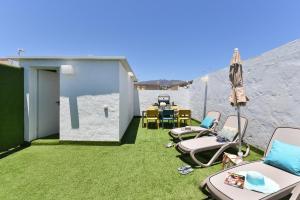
[
  {"x1": 290, "y1": 183, "x2": 300, "y2": 200},
  {"x1": 190, "y1": 143, "x2": 237, "y2": 167},
  {"x1": 243, "y1": 143, "x2": 250, "y2": 157},
  {"x1": 169, "y1": 129, "x2": 210, "y2": 141},
  {"x1": 200, "y1": 177, "x2": 211, "y2": 196},
  {"x1": 169, "y1": 131, "x2": 179, "y2": 140}
]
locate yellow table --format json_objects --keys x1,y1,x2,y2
[
  {"x1": 147, "y1": 105, "x2": 159, "y2": 110},
  {"x1": 143, "y1": 105, "x2": 191, "y2": 127}
]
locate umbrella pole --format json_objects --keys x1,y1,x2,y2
[
  {"x1": 237, "y1": 104, "x2": 243, "y2": 157},
  {"x1": 203, "y1": 80, "x2": 208, "y2": 120}
]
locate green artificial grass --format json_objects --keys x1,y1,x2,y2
[
  {"x1": 0, "y1": 118, "x2": 262, "y2": 200},
  {"x1": 0, "y1": 64, "x2": 24, "y2": 151}
]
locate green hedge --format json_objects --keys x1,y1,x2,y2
[{"x1": 0, "y1": 63, "x2": 24, "y2": 151}]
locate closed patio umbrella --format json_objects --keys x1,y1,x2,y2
[{"x1": 229, "y1": 48, "x2": 249, "y2": 156}]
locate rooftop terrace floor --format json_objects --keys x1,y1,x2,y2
[{"x1": 0, "y1": 118, "x2": 262, "y2": 200}]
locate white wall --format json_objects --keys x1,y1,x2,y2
[
  {"x1": 60, "y1": 61, "x2": 120, "y2": 141},
  {"x1": 20, "y1": 59, "x2": 122, "y2": 142},
  {"x1": 134, "y1": 39, "x2": 300, "y2": 150},
  {"x1": 189, "y1": 40, "x2": 300, "y2": 149},
  {"x1": 119, "y1": 62, "x2": 134, "y2": 138},
  {"x1": 134, "y1": 89, "x2": 190, "y2": 116}
]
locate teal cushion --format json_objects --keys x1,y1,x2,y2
[
  {"x1": 264, "y1": 140, "x2": 300, "y2": 176},
  {"x1": 217, "y1": 126, "x2": 238, "y2": 142},
  {"x1": 200, "y1": 116, "x2": 215, "y2": 129}
]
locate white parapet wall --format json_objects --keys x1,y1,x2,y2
[
  {"x1": 134, "y1": 88, "x2": 191, "y2": 116},
  {"x1": 135, "y1": 39, "x2": 300, "y2": 150},
  {"x1": 193, "y1": 40, "x2": 300, "y2": 149}
]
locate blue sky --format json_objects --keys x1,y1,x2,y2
[{"x1": 1, "y1": 0, "x2": 300, "y2": 81}]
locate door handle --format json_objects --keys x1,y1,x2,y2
[{"x1": 56, "y1": 101, "x2": 60, "y2": 105}]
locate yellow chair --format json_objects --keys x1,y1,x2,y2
[
  {"x1": 177, "y1": 109, "x2": 191, "y2": 127},
  {"x1": 146, "y1": 109, "x2": 160, "y2": 128}
]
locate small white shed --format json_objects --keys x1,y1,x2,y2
[{"x1": 10, "y1": 56, "x2": 137, "y2": 142}]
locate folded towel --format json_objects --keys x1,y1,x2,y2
[{"x1": 216, "y1": 136, "x2": 229, "y2": 143}]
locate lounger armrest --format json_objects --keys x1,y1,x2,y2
[
  {"x1": 200, "y1": 177, "x2": 211, "y2": 196},
  {"x1": 290, "y1": 183, "x2": 300, "y2": 200},
  {"x1": 190, "y1": 142, "x2": 238, "y2": 167},
  {"x1": 242, "y1": 143, "x2": 251, "y2": 157},
  {"x1": 211, "y1": 120, "x2": 219, "y2": 131},
  {"x1": 210, "y1": 131, "x2": 218, "y2": 136},
  {"x1": 195, "y1": 130, "x2": 214, "y2": 138},
  {"x1": 191, "y1": 142, "x2": 237, "y2": 155}
]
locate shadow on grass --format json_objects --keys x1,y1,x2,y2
[
  {"x1": 176, "y1": 148, "x2": 242, "y2": 168},
  {"x1": 121, "y1": 117, "x2": 140, "y2": 144},
  {"x1": 145, "y1": 124, "x2": 159, "y2": 129},
  {"x1": 31, "y1": 133, "x2": 61, "y2": 145},
  {"x1": 33, "y1": 117, "x2": 140, "y2": 146},
  {"x1": 177, "y1": 150, "x2": 222, "y2": 168},
  {"x1": 160, "y1": 122, "x2": 176, "y2": 129},
  {"x1": 40, "y1": 134, "x2": 59, "y2": 139},
  {"x1": 170, "y1": 134, "x2": 198, "y2": 143},
  {"x1": 32, "y1": 134, "x2": 120, "y2": 146},
  {"x1": 0, "y1": 142, "x2": 30, "y2": 159}
]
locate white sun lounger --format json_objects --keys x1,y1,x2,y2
[
  {"x1": 201, "y1": 127, "x2": 300, "y2": 200},
  {"x1": 176, "y1": 115, "x2": 248, "y2": 167},
  {"x1": 169, "y1": 111, "x2": 221, "y2": 141}
]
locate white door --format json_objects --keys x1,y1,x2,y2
[{"x1": 37, "y1": 70, "x2": 59, "y2": 138}]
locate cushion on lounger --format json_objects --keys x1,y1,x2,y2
[
  {"x1": 217, "y1": 126, "x2": 238, "y2": 142},
  {"x1": 264, "y1": 140, "x2": 300, "y2": 176},
  {"x1": 200, "y1": 116, "x2": 215, "y2": 129}
]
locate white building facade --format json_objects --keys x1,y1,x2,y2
[{"x1": 12, "y1": 57, "x2": 137, "y2": 142}]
